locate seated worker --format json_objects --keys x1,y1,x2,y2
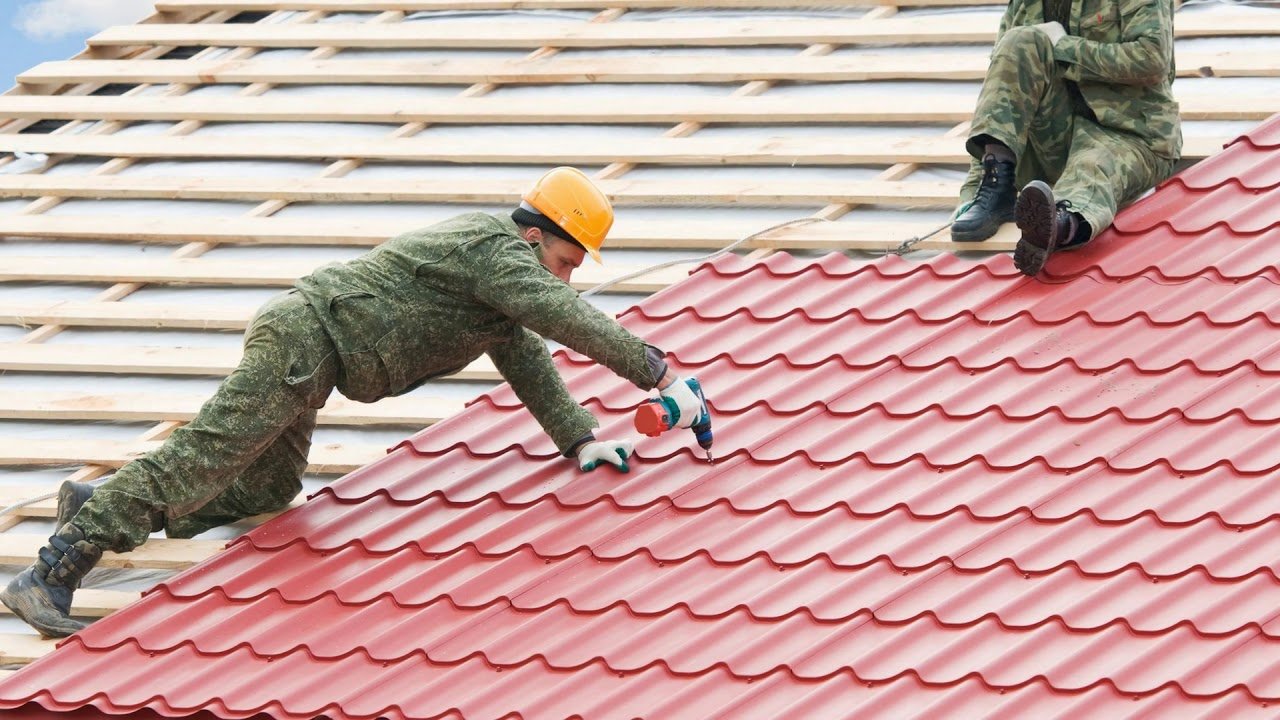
[
  {"x1": 2, "y1": 167, "x2": 710, "y2": 638},
  {"x1": 949, "y1": 0, "x2": 1182, "y2": 275}
]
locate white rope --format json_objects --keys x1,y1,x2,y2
[{"x1": 580, "y1": 216, "x2": 826, "y2": 297}]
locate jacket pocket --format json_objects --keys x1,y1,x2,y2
[
  {"x1": 326, "y1": 290, "x2": 394, "y2": 403},
  {"x1": 1079, "y1": 0, "x2": 1121, "y2": 41}
]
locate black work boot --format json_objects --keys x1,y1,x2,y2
[
  {"x1": 56, "y1": 480, "x2": 96, "y2": 530},
  {"x1": 951, "y1": 154, "x2": 1018, "y2": 242},
  {"x1": 1014, "y1": 180, "x2": 1080, "y2": 277},
  {"x1": 0, "y1": 523, "x2": 102, "y2": 638}
]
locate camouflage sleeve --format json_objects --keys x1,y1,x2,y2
[
  {"x1": 995, "y1": 0, "x2": 1019, "y2": 48},
  {"x1": 1053, "y1": 0, "x2": 1173, "y2": 85},
  {"x1": 488, "y1": 326, "x2": 599, "y2": 456},
  {"x1": 474, "y1": 236, "x2": 659, "y2": 391}
]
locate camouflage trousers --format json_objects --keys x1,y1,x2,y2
[
  {"x1": 966, "y1": 26, "x2": 1176, "y2": 239},
  {"x1": 74, "y1": 291, "x2": 339, "y2": 552}
]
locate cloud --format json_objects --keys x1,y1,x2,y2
[{"x1": 14, "y1": 0, "x2": 157, "y2": 41}]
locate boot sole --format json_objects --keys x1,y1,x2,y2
[
  {"x1": 0, "y1": 578, "x2": 85, "y2": 638},
  {"x1": 1014, "y1": 181, "x2": 1058, "y2": 277}
]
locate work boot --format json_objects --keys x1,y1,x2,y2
[
  {"x1": 56, "y1": 480, "x2": 96, "y2": 530},
  {"x1": 0, "y1": 523, "x2": 102, "y2": 638},
  {"x1": 951, "y1": 154, "x2": 1018, "y2": 242},
  {"x1": 1014, "y1": 180, "x2": 1080, "y2": 277}
]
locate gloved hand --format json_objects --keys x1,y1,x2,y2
[
  {"x1": 1032, "y1": 21, "x2": 1067, "y2": 45},
  {"x1": 577, "y1": 439, "x2": 634, "y2": 473},
  {"x1": 659, "y1": 376, "x2": 705, "y2": 429}
]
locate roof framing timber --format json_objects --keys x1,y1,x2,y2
[
  {"x1": 85, "y1": 14, "x2": 1280, "y2": 49},
  {"x1": 0, "y1": 585, "x2": 134, "y2": 618},
  {"x1": 0, "y1": 438, "x2": 384, "y2": 474},
  {"x1": 155, "y1": 0, "x2": 1005, "y2": 10},
  {"x1": 0, "y1": 255, "x2": 692, "y2": 293},
  {"x1": 0, "y1": 215, "x2": 1020, "y2": 251},
  {"x1": 0, "y1": 533, "x2": 223, "y2": 570},
  {"x1": 0, "y1": 343, "x2": 502, "y2": 380},
  {"x1": 0, "y1": 133, "x2": 1228, "y2": 165},
  {"x1": 0, "y1": 389, "x2": 461, "y2": 426},
  {"x1": 0, "y1": 176, "x2": 959, "y2": 206},
  {"x1": 22, "y1": 50, "x2": 1275, "y2": 87},
  {"x1": 0, "y1": 93, "x2": 1270, "y2": 125},
  {"x1": 0, "y1": 633, "x2": 55, "y2": 664}
]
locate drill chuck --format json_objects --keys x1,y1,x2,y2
[{"x1": 633, "y1": 376, "x2": 715, "y2": 462}]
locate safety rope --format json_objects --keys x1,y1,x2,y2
[{"x1": 580, "y1": 216, "x2": 826, "y2": 297}]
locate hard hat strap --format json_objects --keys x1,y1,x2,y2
[{"x1": 512, "y1": 204, "x2": 586, "y2": 251}]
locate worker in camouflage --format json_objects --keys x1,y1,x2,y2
[
  {"x1": 950, "y1": 0, "x2": 1182, "y2": 276},
  {"x1": 1, "y1": 167, "x2": 711, "y2": 638}
]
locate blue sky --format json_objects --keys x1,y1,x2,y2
[{"x1": 0, "y1": 0, "x2": 157, "y2": 90}]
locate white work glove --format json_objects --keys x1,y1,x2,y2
[
  {"x1": 1032, "y1": 21, "x2": 1067, "y2": 46},
  {"x1": 659, "y1": 377, "x2": 704, "y2": 429},
  {"x1": 577, "y1": 439, "x2": 634, "y2": 473}
]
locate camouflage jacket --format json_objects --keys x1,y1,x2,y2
[
  {"x1": 296, "y1": 212, "x2": 661, "y2": 454},
  {"x1": 993, "y1": 0, "x2": 1182, "y2": 159}
]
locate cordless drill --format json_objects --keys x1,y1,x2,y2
[{"x1": 633, "y1": 376, "x2": 715, "y2": 463}]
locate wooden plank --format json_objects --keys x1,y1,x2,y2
[
  {"x1": 0, "y1": 633, "x2": 55, "y2": 664},
  {"x1": 155, "y1": 0, "x2": 1005, "y2": 11},
  {"x1": 0, "y1": 533, "x2": 222, "y2": 570},
  {"x1": 0, "y1": 131, "x2": 1227, "y2": 165},
  {"x1": 0, "y1": 301, "x2": 248, "y2": 330},
  {"x1": 86, "y1": 14, "x2": 1280, "y2": 49},
  {"x1": 0, "y1": 389, "x2": 463, "y2": 426},
  {"x1": 0, "y1": 92, "x2": 1268, "y2": 124},
  {"x1": 22, "y1": 50, "x2": 1275, "y2": 88},
  {"x1": 0, "y1": 585, "x2": 134, "y2": 617},
  {"x1": 0, "y1": 438, "x2": 386, "y2": 474},
  {"x1": 0, "y1": 255, "x2": 321, "y2": 286},
  {"x1": 0, "y1": 343, "x2": 502, "y2": 381},
  {"x1": 0, "y1": 175, "x2": 959, "y2": 206},
  {"x1": 0, "y1": 254, "x2": 691, "y2": 294},
  {"x1": 0, "y1": 214, "x2": 1015, "y2": 250},
  {"x1": 0, "y1": 481, "x2": 303, "y2": 521}
]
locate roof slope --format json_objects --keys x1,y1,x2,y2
[{"x1": 2, "y1": 115, "x2": 1280, "y2": 719}]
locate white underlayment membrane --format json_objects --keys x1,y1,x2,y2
[{"x1": 0, "y1": 0, "x2": 1275, "y2": 639}]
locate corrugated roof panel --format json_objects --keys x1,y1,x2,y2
[{"x1": 159, "y1": 542, "x2": 1280, "y2": 636}]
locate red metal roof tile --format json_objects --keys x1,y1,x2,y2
[
  {"x1": 64, "y1": 587, "x2": 1280, "y2": 698},
  {"x1": 4, "y1": 116, "x2": 1280, "y2": 718},
  {"x1": 160, "y1": 543, "x2": 1280, "y2": 637}
]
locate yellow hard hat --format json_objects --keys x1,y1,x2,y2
[{"x1": 522, "y1": 167, "x2": 613, "y2": 263}]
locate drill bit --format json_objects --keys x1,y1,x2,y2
[{"x1": 705, "y1": 450, "x2": 714, "y2": 464}]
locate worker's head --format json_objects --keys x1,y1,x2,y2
[
  {"x1": 512, "y1": 167, "x2": 614, "y2": 280},
  {"x1": 518, "y1": 224, "x2": 586, "y2": 283}
]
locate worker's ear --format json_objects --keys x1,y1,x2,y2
[{"x1": 521, "y1": 226, "x2": 544, "y2": 244}]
